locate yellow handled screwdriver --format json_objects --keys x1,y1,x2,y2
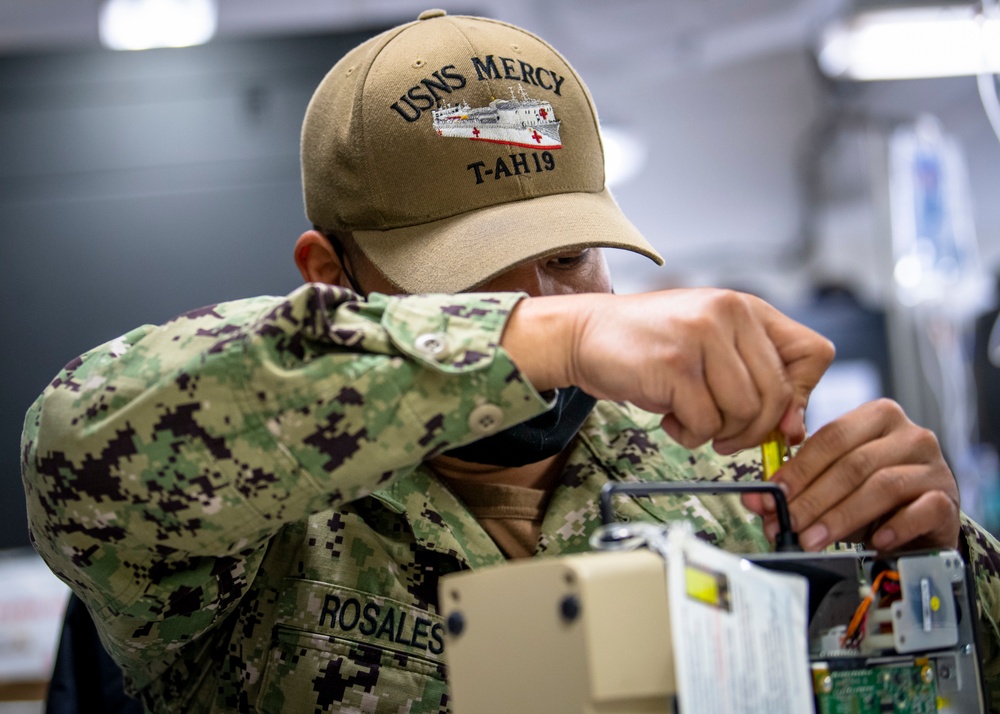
[{"x1": 760, "y1": 430, "x2": 787, "y2": 479}]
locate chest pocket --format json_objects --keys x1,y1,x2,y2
[{"x1": 256, "y1": 578, "x2": 449, "y2": 714}]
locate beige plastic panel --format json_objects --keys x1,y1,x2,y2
[{"x1": 440, "y1": 550, "x2": 675, "y2": 714}]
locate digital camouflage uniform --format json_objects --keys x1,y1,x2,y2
[{"x1": 20, "y1": 283, "x2": 1000, "y2": 713}]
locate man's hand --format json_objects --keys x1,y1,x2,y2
[
  {"x1": 502, "y1": 288, "x2": 835, "y2": 454},
  {"x1": 743, "y1": 399, "x2": 961, "y2": 552}
]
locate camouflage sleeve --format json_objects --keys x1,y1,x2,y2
[
  {"x1": 20, "y1": 283, "x2": 550, "y2": 674},
  {"x1": 960, "y1": 513, "x2": 1000, "y2": 710}
]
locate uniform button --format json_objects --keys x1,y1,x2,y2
[
  {"x1": 417, "y1": 8, "x2": 447, "y2": 20},
  {"x1": 414, "y1": 332, "x2": 449, "y2": 361},
  {"x1": 468, "y1": 404, "x2": 504, "y2": 435}
]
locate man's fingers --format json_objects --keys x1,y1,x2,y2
[
  {"x1": 709, "y1": 314, "x2": 790, "y2": 451},
  {"x1": 759, "y1": 298, "x2": 835, "y2": 423},
  {"x1": 778, "y1": 404, "x2": 807, "y2": 445},
  {"x1": 766, "y1": 401, "x2": 958, "y2": 552},
  {"x1": 661, "y1": 393, "x2": 723, "y2": 449},
  {"x1": 769, "y1": 480, "x2": 960, "y2": 552},
  {"x1": 793, "y1": 463, "x2": 933, "y2": 550},
  {"x1": 772, "y1": 400, "x2": 902, "y2": 501},
  {"x1": 702, "y1": 341, "x2": 763, "y2": 442},
  {"x1": 534, "y1": 289, "x2": 837, "y2": 450},
  {"x1": 741, "y1": 490, "x2": 779, "y2": 517},
  {"x1": 870, "y1": 489, "x2": 960, "y2": 552},
  {"x1": 712, "y1": 296, "x2": 832, "y2": 452}
]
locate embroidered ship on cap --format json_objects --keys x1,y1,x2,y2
[{"x1": 433, "y1": 86, "x2": 562, "y2": 149}]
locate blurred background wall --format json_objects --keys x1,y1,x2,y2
[{"x1": 3, "y1": 0, "x2": 1000, "y2": 552}]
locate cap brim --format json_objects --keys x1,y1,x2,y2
[{"x1": 352, "y1": 188, "x2": 664, "y2": 294}]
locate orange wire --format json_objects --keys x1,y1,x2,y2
[{"x1": 843, "y1": 570, "x2": 900, "y2": 645}]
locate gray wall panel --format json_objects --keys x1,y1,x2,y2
[{"x1": 0, "y1": 30, "x2": 380, "y2": 550}]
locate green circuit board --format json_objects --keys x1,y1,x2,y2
[{"x1": 813, "y1": 662, "x2": 938, "y2": 714}]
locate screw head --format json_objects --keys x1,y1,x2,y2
[
  {"x1": 921, "y1": 665, "x2": 935, "y2": 684},
  {"x1": 560, "y1": 594, "x2": 581, "y2": 622},
  {"x1": 447, "y1": 611, "x2": 465, "y2": 636}
]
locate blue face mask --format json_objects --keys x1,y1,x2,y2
[{"x1": 442, "y1": 387, "x2": 597, "y2": 467}]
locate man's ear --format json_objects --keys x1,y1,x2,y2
[{"x1": 294, "y1": 230, "x2": 348, "y2": 287}]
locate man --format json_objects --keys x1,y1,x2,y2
[{"x1": 20, "y1": 9, "x2": 1000, "y2": 713}]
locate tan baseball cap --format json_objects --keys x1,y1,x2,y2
[{"x1": 301, "y1": 9, "x2": 663, "y2": 294}]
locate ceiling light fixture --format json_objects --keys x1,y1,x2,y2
[
  {"x1": 99, "y1": 0, "x2": 218, "y2": 51},
  {"x1": 817, "y1": 3, "x2": 1000, "y2": 80}
]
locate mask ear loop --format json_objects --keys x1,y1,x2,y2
[{"x1": 322, "y1": 231, "x2": 367, "y2": 296}]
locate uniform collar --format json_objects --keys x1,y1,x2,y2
[
  {"x1": 536, "y1": 406, "x2": 663, "y2": 558},
  {"x1": 369, "y1": 401, "x2": 671, "y2": 565},
  {"x1": 372, "y1": 467, "x2": 507, "y2": 570},
  {"x1": 541, "y1": 400, "x2": 772, "y2": 556},
  {"x1": 372, "y1": 401, "x2": 769, "y2": 566}
]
